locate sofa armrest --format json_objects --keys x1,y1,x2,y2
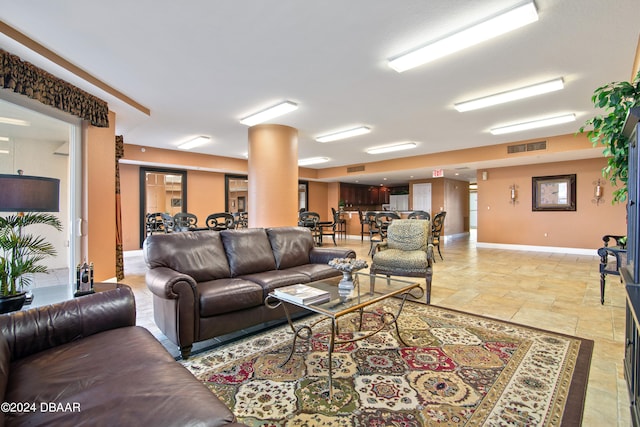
[
  {"x1": 146, "y1": 266, "x2": 198, "y2": 300},
  {"x1": 309, "y1": 247, "x2": 356, "y2": 264},
  {"x1": 0, "y1": 286, "x2": 136, "y2": 361}
]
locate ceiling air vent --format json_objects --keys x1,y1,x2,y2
[
  {"x1": 347, "y1": 165, "x2": 365, "y2": 173},
  {"x1": 507, "y1": 140, "x2": 546, "y2": 154},
  {"x1": 507, "y1": 144, "x2": 526, "y2": 154},
  {"x1": 527, "y1": 140, "x2": 547, "y2": 151}
]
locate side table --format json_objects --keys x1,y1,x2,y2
[{"x1": 25, "y1": 282, "x2": 125, "y2": 309}]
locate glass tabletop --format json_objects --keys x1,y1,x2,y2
[{"x1": 269, "y1": 272, "x2": 422, "y2": 318}]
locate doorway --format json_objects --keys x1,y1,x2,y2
[
  {"x1": 469, "y1": 191, "x2": 478, "y2": 229},
  {"x1": 412, "y1": 183, "x2": 432, "y2": 214},
  {"x1": 0, "y1": 96, "x2": 81, "y2": 287}
]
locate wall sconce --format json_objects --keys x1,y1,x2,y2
[
  {"x1": 509, "y1": 184, "x2": 518, "y2": 205},
  {"x1": 593, "y1": 179, "x2": 605, "y2": 205}
]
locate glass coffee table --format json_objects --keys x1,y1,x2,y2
[{"x1": 265, "y1": 272, "x2": 423, "y2": 400}]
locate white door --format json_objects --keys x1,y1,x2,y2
[
  {"x1": 469, "y1": 191, "x2": 478, "y2": 228},
  {"x1": 412, "y1": 183, "x2": 432, "y2": 214}
]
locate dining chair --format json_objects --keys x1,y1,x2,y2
[
  {"x1": 331, "y1": 207, "x2": 346, "y2": 240},
  {"x1": 369, "y1": 212, "x2": 400, "y2": 257},
  {"x1": 298, "y1": 211, "x2": 321, "y2": 245},
  {"x1": 173, "y1": 212, "x2": 198, "y2": 231},
  {"x1": 236, "y1": 212, "x2": 248, "y2": 228},
  {"x1": 206, "y1": 212, "x2": 236, "y2": 230},
  {"x1": 358, "y1": 208, "x2": 369, "y2": 241},
  {"x1": 431, "y1": 211, "x2": 447, "y2": 260},
  {"x1": 145, "y1": 212, "x2": 165, "y2": 237},
  {"x1": 408, "y1": 210, "x2": 430, "y2": 220}
]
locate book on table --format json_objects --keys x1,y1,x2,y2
[{"x1": 273, "y1": 284, "x2": 330, "y2": 304}]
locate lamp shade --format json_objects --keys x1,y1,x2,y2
[{"x1": 0, "y1": 174, "x2": 60, "y2": 212}]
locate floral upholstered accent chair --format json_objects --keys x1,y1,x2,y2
[{"x1": 370, "y1": 219, "x2": 434, "y2": 304}]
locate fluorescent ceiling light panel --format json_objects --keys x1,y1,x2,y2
[
  {"x1": 240, "y1": 101, "x2": 298, "y2": 126},
  {"x1": 177, "y1": 136, "x2": 211, "y2": 150},
  {"x1": 316, "y1": 126, "x2": 371, "y2": 143},
  {"x1": 490, "y1": 114, "x2": 576, "y2": 135},
  {"x1": 298, "y1": 157, "x2": 329, "y2": 166},
  {"x1": 0, "y1": 137, "x2": 9, "y2": 141},
  {"x1": 455, "y1": 78, "x2": 565, "y2": 112},
  {"x1": 0, "y1": 150, "x2": 9, "y2": 154},
  {"x1": 367, "y1": 142, "x2": 417, "y2": 155},
  {"x1": 0, "y1": 117, "x2": 30, "y2": 126},
  {"x1": 388, "y1": 1, "x2": 538, "y2": 72}
]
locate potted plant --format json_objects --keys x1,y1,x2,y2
[
  {"x1": 579, "y1": 70, "x2": 640, "y2": 203},
  {"x1": 0, "y1": 213, "x2": 62, "y2": 313}
]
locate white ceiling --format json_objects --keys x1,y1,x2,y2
[{"x1": 0, "y1": 0, "x2": 638, "y2": 185}]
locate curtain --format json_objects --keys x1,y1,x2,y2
[
  {"x1": 0, "y1": 48, "x2": 109, "y2": 127},
  {"x1": 115, "y1": 135, "x2": 124, "y2": 280}
]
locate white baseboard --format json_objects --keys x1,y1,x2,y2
[
  {"x1": 475, "y1": 242, "x2": 596, "y2": 256},
  {"x1": 443, "y1": 232, "x2": 468, "y2": 242}
]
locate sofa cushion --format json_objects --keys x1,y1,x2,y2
[
  {"x1": 373, "y1": 248, "x2": 429, "y2": 274},
  {"x1": 240, "y1": 269, "x2": 310, "y2": 297},
  {"x1": 4, "y1": 326, "x2": 237, "y2": 426},
  {"x1": 198, "y1": 278, "x2": 264, "y2": 317},
  {"x1": 387, "y1": 219, "x2": 429, "y2": 251},
  {"x1": 266, "y1": 227, "x2": 314, "y2": 269},
  {"x1": 221, "y1": 228, "x2": 277, "y2": 276},
  {"x1": 144, "y1": 230, "x2": 231, "y2": 282},
  {"x1": 289, "y1": 264, "x2": 342, "y2": 282}
]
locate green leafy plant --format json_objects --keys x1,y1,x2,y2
[
  {"x1": 579, "y1": 70, "x2": 640, "y2": 203},
  {"x1": 0, "y1": 213, "x2": 62, "y2": 296}
]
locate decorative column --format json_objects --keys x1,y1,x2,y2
[{"x1": 248, "y1": 124, "x2": 298, "y2": 228}]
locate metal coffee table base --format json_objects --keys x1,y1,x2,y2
[{"x1": 268, "y1": 285, "x2": 423, "y2": 400}]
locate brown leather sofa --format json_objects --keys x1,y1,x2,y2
[
  {"x1": 144, "y1": 226, "x2": 356, "y2": 359},
  {"x1": 0, "y1": 285, "x2": 247, "y2": 427}
]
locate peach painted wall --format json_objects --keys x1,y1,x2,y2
[
  {"x1": 316, "y1": 133, "x2": 594, "y2": 181},
  {"x1": 444, "y1": 179, "x2": 470, "y2": 234},
  {"x1": 477, "y1": 157, "x2": 626, "y2": 249},
  {"x1": 327, "y1": 182, "x2": 340, "y2": 219},
  {"x1": 308, "y1": 181, "x2": 329, "y2": 221},
  {"x1": 187, "y1": 170, "x2": 226, "y2": 224},
  {"x1": 120, "y1": 164, "x2": 140, "y2": 251},
  {"x1": 124, "y1": 144, "x2": 248, "y2": 172},
  {"x1": 85, "y1": 111, "x2": 116, "y2": 281}
]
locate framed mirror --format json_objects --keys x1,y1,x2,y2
[
  {"x1": 226, "y1": 175, "x2": 248, "y2": 213},
  {"x1": 139, "y1": 167, "x2": 187, "y2": 246},
  {"x1": 532, "y1": 174, "x2": 576, "y2": 211}
]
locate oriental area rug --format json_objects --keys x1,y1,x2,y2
[{"x1": 181, "y1": 300, "x2": 593, "y2": 426}]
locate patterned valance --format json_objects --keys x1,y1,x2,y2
[{"x1": 0, "y1": 49, "x2": 109, "y2": 127}]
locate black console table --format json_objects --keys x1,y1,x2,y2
[{"x1": 24, "y1": 282, "x2": 123, "y2": 309}]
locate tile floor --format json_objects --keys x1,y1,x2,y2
[{"x1": 38, "y1": 231, "x2": 631, "y2": 426}]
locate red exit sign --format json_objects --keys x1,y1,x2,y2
[{"x1": 432, "y1": 169, "x2": 444, "y2": 178}]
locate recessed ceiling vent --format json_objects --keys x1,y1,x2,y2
[
  {"x1": 347, "y1": 165, "x2": 365, "y2": 173},
  {"x1": 507, "y1": 140, "x2": 547, "y2": 154}
]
